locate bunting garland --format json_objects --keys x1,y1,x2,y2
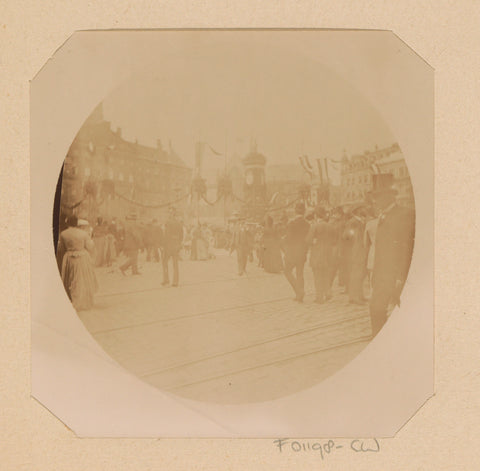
[
  {"x1": 60, "y1": 197, "x2": 86, "y2": 210},
  {"x1": 114, "y1": 191, "x2": 189, "y2": 209},
  {"x1": 206, "y1": 143, "x2": 223, "y2": 156}
]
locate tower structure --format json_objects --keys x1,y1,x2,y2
[{"x1": 242, "y1": 140, "x2": 267, "y2": 221}]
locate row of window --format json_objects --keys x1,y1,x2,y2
[
  {"x1": 343, "y1": 166, "x2": 408, "y2": 186},
  {"x1": 381, "y1": 166, "x2": 408, "y2": 178},
  {"x1": 344, "y1": 189, "x2": 368, "y2": 201},
  {"x1": 344, "y1": 182, "x2": 413, "y2": 201},
  {"x1": 344, "y1": 174, "x2": 371, "y2": 186}
]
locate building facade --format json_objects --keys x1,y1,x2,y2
[
  {"x1": 60, "y1": 103, "x2": 192, "y2": 224},
  {"x1": 340, "y1": 143, "x2": 414, "y2": 208}
]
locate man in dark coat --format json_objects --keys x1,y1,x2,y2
[
  {"x1": 230, "y1": 217, "x2": 252, "y2": 275},
  {"x1": 327, "y1": 207, "x2": 345, "y2": 291},
  {"x1": 162, "y1": 207, "x2": 184, "y2": 287},
  {"x1": 282, "y1": 201, "x2": 310, "y2": 302},
  {"x1": 120, "y1": 214, "x2": 142, "y2": 275},
  {"x1": 344, "y1": 205, "x2": 368, "y2": 304},
  {"x1": 145, "y1": 218, "x2": 162, "y2": 262},
  {"x1": 306, "y1": 206, "x2": 337, "y2": 303},
  {"x1": 152, "y1": 219, "x2": 164, "y2": 263},
  {"x1": 369, "y1": 188, "x2": 415, "y2": 336}
]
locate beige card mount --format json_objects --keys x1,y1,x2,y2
[{"x1": 31, "y1": 30, "x2": 433, "y2": 437}]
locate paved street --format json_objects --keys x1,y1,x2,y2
[{"x1": 78, "y1": 249, "x2": 372, "y2": 404}]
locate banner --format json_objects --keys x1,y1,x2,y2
[{"x1": 316, "y1": 158, "x2": 323, "y2": 184}]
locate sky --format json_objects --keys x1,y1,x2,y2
[{"x1": 101, "y1": 33, "x2": 397, "y2": 185}]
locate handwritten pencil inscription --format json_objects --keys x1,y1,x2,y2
[{"x1": 273, "y1": 438, "x2": 380, "y2": 459}]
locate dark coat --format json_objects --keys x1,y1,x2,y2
[
  {"x1": 344, "y1": 216, "x2": 367, "y2": 268},
  {"x1": 283, "y1": 215, "x2": 310, "y2": 264},
  {"x1": 231, "y1": 226, "x2": 253, "y2": 252},
  {"x1": 164, "y1": 218, "x2": 184, "y2": 254},
  {"x1": 307, "y1": 219, "x2": 337, "y2": 268},
  {"x1": 372, "y1": 205, "x2": 415, "y2": 299},
  {"x1": 123, "y1": 225, "x2": 142, "y2": 251},
  {"x1": 152, "y1": 225, "x2": 164, "y2": 248}
]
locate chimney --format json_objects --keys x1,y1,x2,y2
[{"x1": 116, "y1": 127, "x2": 122, "y2": 138}]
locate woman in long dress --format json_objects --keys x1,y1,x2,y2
[
  {"x1": 102, "y1": 220, "x2": 117, "y2": 267},
  {"x1": 92, "y1": 217, "x2": 108, "y2": 267},
  {"x1": 56, "y1": 214, "x2": 98, "y2": 311},
  {"x1": 196, "y1": 225, "x2": 208, "y2": 261}
]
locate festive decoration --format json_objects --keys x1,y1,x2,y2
[
  {"x1": 60, "y1": 198, "x2": 85, "y2": 210},
  {"x1": 191, "y1": 176, "x2": 207, "y2": 198},
  {"x1": 114, "y1": 191, "x2": 189, "y2": 209},
  {"x1": 216, "y1": 175, "x2": 233, "y2": 200},
  {"x1": 299, "y1": 155, "x2": 314, "y2": 177}
]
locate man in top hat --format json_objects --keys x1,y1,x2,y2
[
  {"x1": 283, "y1": 201, "x2": 310, "y2": 302},
  {"x1": 162, "y1": 207, "x2": 184, "y2": 287},
  {"x1": 120, "y1": 213, "x2": 142, "y2": 275},
  {"x1": 369, "y1": 175, "x2": 415, "y2": 336}
]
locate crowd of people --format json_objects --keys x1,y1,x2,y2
[
  {"x1": 280, "y1": 185, "x2": 414, "y2": 336},
  {"x1": 227, "y1": 182, "x2": 415, "y2": 335},
  {"x1": 56, "y1": 183, "x2": 414, "y2": 336},
  {"x1": 56, "y1": 207, "x2": 184, "y2": 309}
]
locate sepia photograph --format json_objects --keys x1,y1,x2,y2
[
  {"x1": 53, "y1": 32, "x2": 415, "y2": 405},
  {"x1": 31, "y1": 30, "x2": 433, "y2": 437}
]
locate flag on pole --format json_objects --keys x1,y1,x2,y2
[
  {"x1": 316, "y1": 158, "x2": 323, "y2": 184},
  {"x1": 324, "y1": 157, "x2": 329, "y2": 181},
  {"x1": 299, "y1": 156, "x2": 313, "y2": 176},
  {"x1": 304, "y1": 155, "x2": 314, "y2": 172}
]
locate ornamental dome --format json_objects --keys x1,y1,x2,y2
[{"x1": 242, "y1": 151, "x2": 266, "y2": 166}]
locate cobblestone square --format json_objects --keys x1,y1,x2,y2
[{"x1": 79, "y1": 248, "x2": 372, "y2": 403}]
